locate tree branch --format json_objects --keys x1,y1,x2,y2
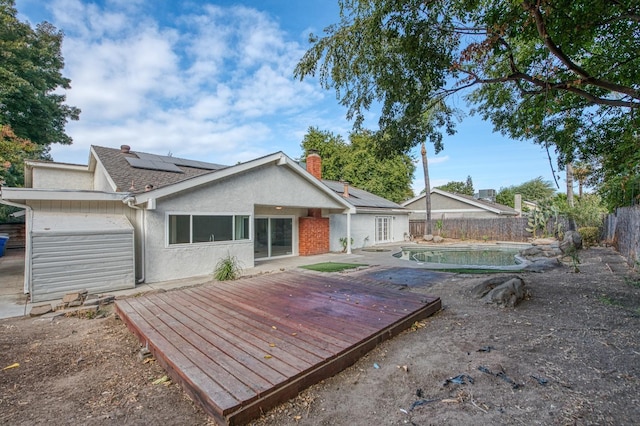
[{"x1": 521, "y1": 0, "x2": 640, "y2": 101}]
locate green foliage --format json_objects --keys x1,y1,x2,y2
[
  {"x1": 300, "y1": 262, "x2": 367, "y2": 273},
  {"x1": 0, "y1": 0, "x2": 80, "y2": 187},
  {"x1": 339, "y1": 236, "x2": 354, "y2": 253},
  {"x1": 295, "y1": 0, "x2": 639, "y2": 210},
  {"x1": 497, "y1": 177, "x2": 556, "y2": 207},
  {"x1": 525, "y1": 198, "x2": 559, "y2": 238},
  {"x1": 562, "y1": 246, "x2": 581, "y2": 273},
  {"x1": 213, "y1": 254, "x2": 242, "y2": 281},
  {"x1": 301, "y1": 127, "x2": 415, "y2": 203},
  {"x1": 1, "y1": 125, "x2": 41, "y2": 187},
  {"x1": 567, "y1": 194, "x2": 607, "y2": 229},
  {"x1": 578, "y1": 227, "x2": 600, "y2": 248},
  {"x1": 436, "y1": 176, "x2": 474, "y2": 196}
]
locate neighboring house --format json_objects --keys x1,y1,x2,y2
[
  {"x1": 402, "y1": 188, "x2": 519, "y2": 220},
  {"x1": 0, "y1": 146, "x2": 407, "y2": 302}
]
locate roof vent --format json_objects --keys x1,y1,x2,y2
[{"x1": 120, "y1": 145, "x2": 131, "y2": 153}]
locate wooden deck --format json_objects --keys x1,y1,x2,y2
[{"x1": 115, "y1": 271, "x2": 441, "y2": 425}]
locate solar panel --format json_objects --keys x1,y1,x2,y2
[
  {"x1": 134, "y1": 152, "x2": 224, "y2": 170},
  {"x1": 125, "y1": 157, "x2": 184, "y2": 173}
]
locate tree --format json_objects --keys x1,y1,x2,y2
[
  {"x1": 0, "y1": 0, "x2": 80, "y2": 181},
  {"x1": 301, "y1": 127, "x2": 415, "y2": 203},
  {"x1": 436, "y1": 176, "x2": 474, "y2": 196},
  {"x1": 0, "y1": 124, "x2": 40, "y2": 187},
  {"x1": 295, "y1": 0, "x2": 639, "y2": 208},
  {"x1": 496, "y1": 177, "x2": 556, "y2": 207}
]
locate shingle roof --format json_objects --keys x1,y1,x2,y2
[
  {"x1": 92, "y1": 146, "x2": 227, "y2": 193},
  {"x1": 452, "y1": 192, "x2": 518, "y2": 215},
  {"x1": 321, "y1": 180, "x2": 404, "y2": 210}
]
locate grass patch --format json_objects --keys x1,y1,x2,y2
[
  {"x1": 598, "y1": 295, "x2": 622, "y2": 307},
  {"x1": 300, "y1": 262, "x2": 368, "y2": 273}
]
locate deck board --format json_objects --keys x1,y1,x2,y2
[{"x1": 116, "y1": 270, "x2": 441, "y2": 425}]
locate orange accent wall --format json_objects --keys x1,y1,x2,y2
[{"x1": 299, "y1": 217, "x2": 330, "y2": 256}]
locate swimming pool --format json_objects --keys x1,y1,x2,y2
[{"x1": 393, "y1": 244, "x2": 531, "y2": 270}]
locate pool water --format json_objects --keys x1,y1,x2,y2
[{"x1": 394, "y1": 246, "x2": 524, "y2": 267}]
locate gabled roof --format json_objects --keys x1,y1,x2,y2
[
  {"x1": 402, "y1": 188, "x2": 518, "y2": 216},
  {"x1": 322, "y1": 180, "x2": 405, "y2": 211},
  {"x1": 131, "y1": 151, "x2": 354, "y2": 212},
  {"x1": 91, "y1": 146, "x2": 227, "y2": 192}
]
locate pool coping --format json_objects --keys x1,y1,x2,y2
[{"x1": 393, "y1": 243, "x2": 533, "y2": 271}]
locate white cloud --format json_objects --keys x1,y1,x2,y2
[{"x1": 42, "y1": 1, "x2": 329, "y2": 165}]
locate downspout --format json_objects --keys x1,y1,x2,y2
[
  {"x1": 0, "y1": 199, "x2": 32, "y2": 294},
  {"x1": 346, "y1": 211, "x2": 352, "y2": 254},
  {"x1": 124, "y1": 196, "x2": 146, "y2": 284}
]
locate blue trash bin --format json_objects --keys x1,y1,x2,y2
[{"x1": 0, "y1": 235, "x2": 9, "y2": 257}]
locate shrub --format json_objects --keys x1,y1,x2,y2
[
  {"x1": 214, "y1": 254, "x2": 242, "y2": 281},
  {"x1": 578, "y1": 227, "x2": 600, "y2": 247}
]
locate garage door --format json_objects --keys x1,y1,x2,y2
[{"x1": 30, "y1": 213, "x2": 135, "y2": 302}]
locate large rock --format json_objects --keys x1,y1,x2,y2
[
  {"x1": 471, "y1": 275, "x2": 530, "y2": 307},
  {"x1": 560, "y1": 231, "x2": 583, "y2": 253}
]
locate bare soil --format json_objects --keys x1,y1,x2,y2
[{"x1": 1, "y1": 246, "x2": 639, "y2": 426}]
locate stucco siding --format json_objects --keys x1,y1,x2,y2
[
  {"x1": 31, "y1": 168, "x2": 93, "y2": 190},
  {"x1": 329, "y1": 213, "x2": 409, "y2": 251},
  {"x1": 93, "y1": 161, "x2": 116, "y2": 192},
  {"x1": 142, "y1": 164, "x2": 347, "y2": 283}
]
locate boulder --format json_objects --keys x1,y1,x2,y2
[
  {"x1": 560, "y1": 231, "x2": 583, "y2": 253},
  {"x1": 471, "y1": 275, "x2": 530, "y2": 307},
  {"x1": 432, "y1": 235, "x2": 444, "y2": 243},
  {"x1": 423, "y1": 234, "x2": 434, "y2": 241}
]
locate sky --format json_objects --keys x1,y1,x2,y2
[{"x1": 15, "y1": 0, "x2": 561, "y2": 196}]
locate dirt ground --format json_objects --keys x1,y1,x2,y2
[{"x1": 1, "y1": 246, "x2": 639, "y2": 426}]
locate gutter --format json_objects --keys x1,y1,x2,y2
[
  {"x1": 0, "y1": 197, "x2": 32, "y2": 295},
  {"x1": 123, "y1": 196, "x2": 146, "y2": 284}
]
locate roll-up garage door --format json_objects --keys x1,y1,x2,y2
[{"x1": 30, "y1": 212, "x2": 135, "y2": 302}]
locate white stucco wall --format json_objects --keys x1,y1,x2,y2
[
  {"x1": 93, "y1": 162, "x2": 116, "y2": 192},
  {"x1": 143, "y1": 164, "x2": 348, "y2": 283},
  {"x1": 31, "y1": 168, "x2": 93, "y2": 190},
  {"x1": 329, "y1": 212, "x2": 409, "y2": 251}
]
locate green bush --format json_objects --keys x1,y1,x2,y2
[
  {"x1": 578, "y1": 227, "x2": 600, "y2": 247},
  {"x1": 213, "y1": 254, "x2": 242, "y2": 281}
]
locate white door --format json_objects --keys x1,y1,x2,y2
[{"x1": 375, "y1": 216, "x2": 391, "y2": 243}]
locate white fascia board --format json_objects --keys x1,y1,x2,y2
[
  {"x1": 354, "y1": 207, "x2": 409, "y2": 215},
  {"x1": 89, "y1": 146, "x2": 118, "y2": 191},
  {"x1": 133, "y1": 151, "x2": 355, "y2": 213},
  {"x1": 24, "y1": 160, "x2": 88, "y2": 171},
  {"x1": 0, "y1": 187, "x2": 128, "y2": 202}
]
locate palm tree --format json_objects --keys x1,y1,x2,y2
[{"x1": 421, "y1": 141, "x2": 432, "y2": 236}]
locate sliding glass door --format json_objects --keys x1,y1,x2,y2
[{"x1": 254, "y1": 217, "x2": 293, "y2": 259}]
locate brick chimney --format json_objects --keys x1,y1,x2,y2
[
  {"x1": 120, "y1": 145, "x2": 131, "y2": 153},
  {"x1": 306, "y1": 150, "x2": 321, "y2": 179}
]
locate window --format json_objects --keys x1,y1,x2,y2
[{"x1": 168, "y1": 214, "x2": 250, "y2": 245}]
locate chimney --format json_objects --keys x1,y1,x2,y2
[
  {"x1": 306, "y1": 150, "x2": 322, "y2": 180},
  {"x1": 514, "y1": 194, "x2": 522, "y2": 216},
  {"x1": 120, "y1": 145, "x2": 131, "y2": 153},
  {"x1": 342, "y1": 181, "x2": 349, "y2": 197}
]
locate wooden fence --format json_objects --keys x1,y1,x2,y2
[
  {"x1": 410, "y1": 218, "x2": 533, "y2": 242},
  {"x1": 0, "y1": 223, "x2": 26, "y2": 249},
  {"x1": 603, "y1": 205, "x2": 640, "y2": 267}
]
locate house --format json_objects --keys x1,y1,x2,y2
[
  {"x1": 0, "y1": 146, "x2": 407, "y2": 302},
  {"x1": 402, "y1": 188, "x2": 519, "y2": 220}
]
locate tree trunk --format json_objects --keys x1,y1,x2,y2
[
  {"x1": 421, "y1": 142, "x2": 432, "y2": 236},
  {"x1": 566, "y1": 162, "x2": 576, "y2": 231},
  {"x1": 566, "y1": 162, "x2": 574, "y2": 208}
]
